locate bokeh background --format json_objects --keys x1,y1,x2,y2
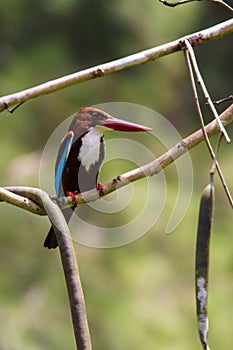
[{"x1": 0, "y1": 1, "x2": 232, "y2": 349}]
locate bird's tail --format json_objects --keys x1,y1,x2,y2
[{"x1": 43, "y1": 208, "x2": 75, "y2": 249}]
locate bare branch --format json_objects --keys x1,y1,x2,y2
[
  {"x1": 209, "y1": 133, "x2": 223, "y2": 175},
  {"x1": 183, "y1": 39, "x2": 230, "y2": 143},
  {"x1": 159, "y1": 0, "x2": 196, "y2": 7},
  {"x1": 214, "y1": 95, "x2": 233, "y2": 105},
  {"x1": 0, "y1": 19, "x2": 232, "y2": 112},
  {"x1": 160, "y1": 0, "x2": 233, "y2": 11},
  {"x1": 183, "y1": 40, "x2": 233, "y2": 206},
  {"x1": 0, "y1": 187, "x2": 44, "y2": 214},
  {"x1": 211, "y1": 0, "x2": 233, "y2": 12}
]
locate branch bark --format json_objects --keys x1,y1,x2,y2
[{"x1": 0, "y1": 18, "x2": 232, "y2": 111}]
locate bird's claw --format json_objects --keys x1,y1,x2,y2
[
  {"x1": 67, "y1": 191, "x2": 78, "y2": 204},
  {"x1": 96, "y1": 183, "x2": 104, "y2": 196}
]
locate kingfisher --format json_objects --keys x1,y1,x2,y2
[{"x1": 44, "y1": 107, "x2": 150, "y2": 249}]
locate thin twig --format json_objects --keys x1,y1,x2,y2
[
  {"x1": 8, "y1": 102, "x2": 25, "y2": 113},
  {"x1": 0, "y1": 19, "x2": 232, "y2": 112},
  {"x1": 160, "y1": 0, "x2": 233, "y2": 11},
  {"x1": 183, "y1": 41, "x2": 213, "y2": 154},
  {"x1": 159, "y1": 0, "x2": 196, "y2": 7},
  {"x1": 183, "y1": 40, "x2": 232, "y2": 207},
  {"x1": 210, "y1": 133, "x2": 223, "y2": 175},
  {"x1": 214, "y1": 95, "x2": 233, "y2": 105},
  {"x1": 211, "y1": 0, "x2": 233, "y2": 12},
  {"x1": 183, "y1": 39, "x2": 230, "y2": 143}
]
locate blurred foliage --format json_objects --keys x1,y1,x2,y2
[{"x1": 0, "y1": 0, "x2": 232, "y2": 349}]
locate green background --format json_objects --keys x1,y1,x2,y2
[{"x1": 0, "y1": 1, "x2": 232, "y2": 349}]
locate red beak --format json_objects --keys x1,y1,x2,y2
[{"x1": 103, "y1": 117, "x2": 151, "y2": 132}]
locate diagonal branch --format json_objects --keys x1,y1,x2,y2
[
  {"x1": 0, "y1": 19, "x2": 232, "y2": 112},
  {"x1": 1, "y1": 103, "x2": 232, "y2": 213}
]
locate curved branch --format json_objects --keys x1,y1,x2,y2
[
  {"x1": 1, "y1": 103, "x2": 232, "y2": 213},
  {"x1": 14, "y1": 187, "x2": 92, "y2": 350},
  {"x1": 0, "y1": 187, "x2": 44, "y2": 214},
  {"x1": 0, "y1": 19, "x2": 232, "y2": 111}
]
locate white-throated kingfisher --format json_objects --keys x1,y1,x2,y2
[{"x1": 44, "y1": 107, "x2": 150, "y2": 248}]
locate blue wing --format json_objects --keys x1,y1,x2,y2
[{"x1": 55, "y1": 131, "x2": 74, "y2": 196}]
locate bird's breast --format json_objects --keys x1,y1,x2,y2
[{"x1": 78, "y1": 127, "x2": 105, "y2": 172}]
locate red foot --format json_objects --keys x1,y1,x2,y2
[
  {"x1": 67, "y1": 191, "x2": 78, "y2": 204},
  {"x1": 96, "y1": 183, "x2": 104, "y2": 196}
]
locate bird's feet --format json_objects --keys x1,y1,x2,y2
[
  {"x1": 67, "y1": 191, "x2": 78, "y2": 204},
  {"x1": 96, "y1": 183, "x2": 104, "y2": 196}
]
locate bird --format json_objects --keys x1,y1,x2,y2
[{"x1": 44, "y1": 107, "x2": 151, "y2": 249}]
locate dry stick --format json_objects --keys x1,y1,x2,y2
[
  {"x1": 214, "y1": 95, "x2": 233, "y2": 105},
  {"x1": 210, "y1": 133, "x2": 223, "y2": 175},
  {"x1": 160, "y1": 0, "x2": 233, "y2": 12},
  {"x1": 184, "y1": 39, "x2": 230, "y2": 143},
  {"x1": 211, "y1": 0, "x2": 233, "y2": 12},
  {"x1": 183, "y1": 40, "x2": 233, "y2": 207},
  {"x1": 159, "y1": 0, "x2": 196, "y2": 7},
  {"x1": 0, "y1": 19, "x2": 232, "y2": 112},
  {"x1": 183, "y1": 44, "x2": 213, "y2": 153},
  {"x1": 0, "y1": 187, "x2": 44, "y2": 214},
  {"x1": 1, "y1": 103, "x2": 232, "y2": 215},
  {"x1": 8, "y1": 102, "x2": 25, "y2": 113}
]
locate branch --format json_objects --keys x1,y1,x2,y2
[
  {"x1": 1, "y1": 103, "x2": 232, "y2": 213},
  {"x1": 0, "y1": 19, "x2": 232, "y2": 111},
  {"x1": 11, "y1": 187, "x2": 92, "y2": 350},
  {"x1": 182, "y1": 39, "x2": 232, "y2": 206},
  {"x1": 182, "y1": 39, "x2": 230, "y2": 143},
  {"x1": 0, "y1": 187, "x2": 44, "y2": 214},
  {"x1": 160, "y1": 0, "x2": 233, "y2": 12},
  {"x1": 214, "y1": 95, "x2": 233, "y2": 105}
]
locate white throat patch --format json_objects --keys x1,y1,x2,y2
[{"x1": 78, "y1": 127, "x2": 106, "y2": 171}]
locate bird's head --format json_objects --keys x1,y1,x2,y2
[{"x1": 69, "y1": 107, "x2": 151, "y2": 135}]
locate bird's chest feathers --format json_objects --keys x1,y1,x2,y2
[{"x1": 78, "y1": 127, "x2": 104, "y2": 171}]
